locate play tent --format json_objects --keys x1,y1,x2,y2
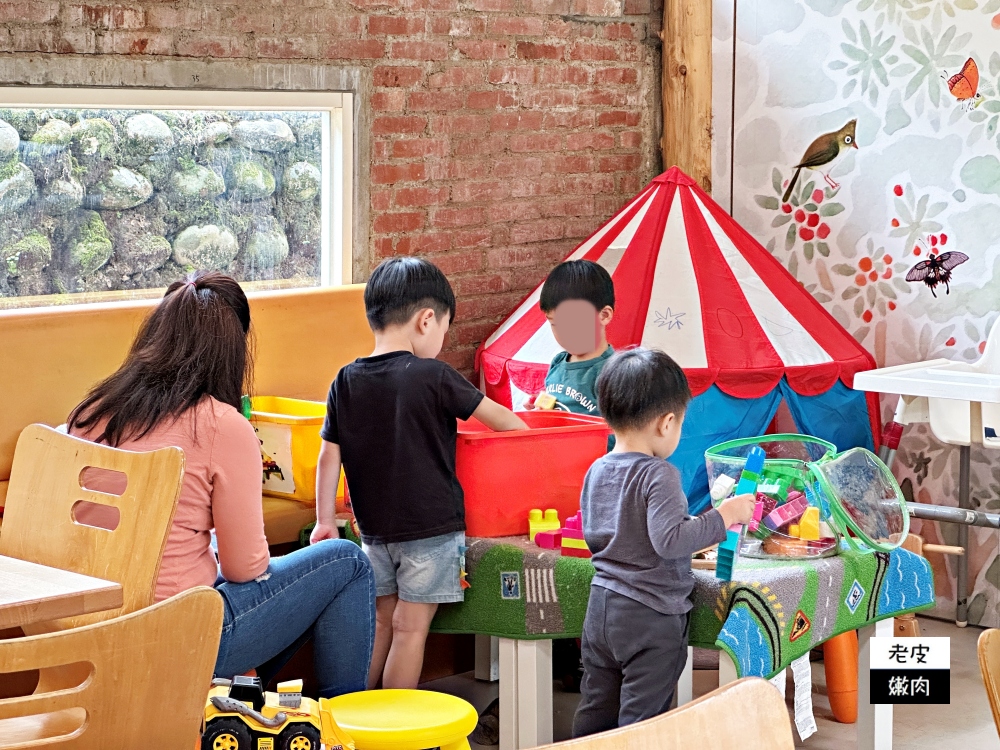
[{"x1": 476, "y1": 167, "x2": 879, "y2": 512}]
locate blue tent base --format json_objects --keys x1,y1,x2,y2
[{"x1": 674, "y1": 379, "x2": 875, "y2": 514}]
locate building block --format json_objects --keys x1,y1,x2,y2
[
  {"x1": 710, "y1": 474, "x2": 736, "y2": 503},
  {"x1": 529, "y1": 508, "x2": 561, "y2": 542},
  {"x1": 534, "y1": 530, "x2": 562, "y2": 549},
  {"x1": 562, "y1": 546, "x2": 591, "y2": 558},
  {"x1": 748, "y1": 498, "x2": 765, "y2": 532},
  {"x1": 534, "y1": 392, "x2": 558, "y2": 410},
  {"x1": 799, "y1": 506, "x2": 820, "y2": 541},
  {"x1": 561, "y1": 537, "x2": 589, "y2": 550},
  {"x1": 789, "y1": 524, "x2": 800, "y2": 538},
  {"x1": 762, "y1": 491, "x2": 808, "y2": 532},
  {"x1": 560, "y1": 511, "x2": 591, "y2": 558},
  {"x1": 716, "y1": 446, "x2": 766, "y2": 581}
]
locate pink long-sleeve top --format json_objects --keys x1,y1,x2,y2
[{"x1": 71, "y1": 397, "x2": 270, "y2": 602}]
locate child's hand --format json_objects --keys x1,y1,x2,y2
[
  {"x1": 717, "y1": 493, "x2": 757, "y2": 528},
  {"x1": 310, "y1": 522, "x2": 339, "y2": 545},
  {"x1": 523, "y1": 393, "x2": 537, "y2": 410}
]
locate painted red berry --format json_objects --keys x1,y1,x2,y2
[
  {"x1": 817, "y1": 223, "x2": 831, "y2": 239},
  {"x1": 883, "y1": 268, "x2": 893, "y2": 279},
  {"x1": 946, "y1": 337, "x2": 956, "y2": 347},
  {"x1": 812, "y1": 189, "x2": 824, "y2": 203},
  {"x1": 806, "y1": 213, "x2": 820, "y2": 228},
  {"x1": 859, "y1": 257, "x2": 873, "y2": 272},
  {"x1": 981, "y1": 341, "x2": 988, "y2": 354},
  {"x1": 930, "y1": 235, "x2": 938, "y2": 246},
  {"x1": 884, "y1": 255, "x2": 892, "y2": 264},
  {"x1": 799, "y1": 227, "x2": 815, "y2": 241},
  {"x1": 894, "y1": 185, "x2": 903, "y2": 196},
  {"x1": 863, "y1": 310, "x2": 873, "y2": 323},
  {"x1": 782, "y1": 203, "x2": 793, "y2": 213},
  {"x1": 888, "y1": 301, "x2": 896, "y2": 311},
  {"x1": 914, "y1": 248, "x2": 922, "y2": 256},
  {"x1": 795, "y1": 209, "x2": 806, "y2": 223},
  {"x1": 855, "y1": 274, "x2": 867, "y2": 287},
  {"x1": 940, "y1": 234, "x2": 948, "y2": 245},
  {"x1": 869, "y1": 271, "x2": 878, "y2": 282},
  {"x1": 891, "y1": 218, "x2": 900, "y2": 227}
]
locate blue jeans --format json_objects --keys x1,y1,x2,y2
[{"x1": 214, "y1": 538, "x2": 375, "y2": 698}]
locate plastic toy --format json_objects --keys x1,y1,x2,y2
[
  {"x1": 528, "y1": 508, "x2": 560, "y2": 542},
  {"x1": 748, "y1": 498, "x2": 764, "y2": 533},
  {"x1": 798, "y1": 507, "x2": 820, "y2": 541},
  {"x1": 716, "y1": 446, "x2": 766, "y2": 581},
  {"x1": 762, "y1": 491, "x2": 808, "y2": 532},
  {"x1": 560, "y1": 511, "x2": 591, "y2": 558},
  {"x1": 534, "y1": 529, "x2": 562, "y2": 549},
  {"x1": 203, "y1": 675, "x2": 355, "y2": 750},
  {"x1": 534, "y1": 392, "x2": 557, "y2": 410}
]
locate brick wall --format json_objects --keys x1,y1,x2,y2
[{"x1": 0, "y1": 1, "x2": 663, "y2": 375}]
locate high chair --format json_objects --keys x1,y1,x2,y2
[
  {"x1": 0, "y1": 424, "x2": 185, "y2": 633},
  {"x1": 321, "y1": 689, "x2": 478, "y2": 750},
  {"x1": 0, "y1": 587, "x2": 223, "y2": 749}
]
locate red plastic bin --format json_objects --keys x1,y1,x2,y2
[{"x1": 456, "y1": 411, "x2": 611, "y2": 538}]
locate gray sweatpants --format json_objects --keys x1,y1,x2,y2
[{"x1": 572, "y1": 585, "x2": 690, "y2": 738}]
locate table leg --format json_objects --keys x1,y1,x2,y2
[
  {"x1": 499, "y1": 638, "x2": 518, "y2": 750},
  {"x1": 475, "y1": 634, "x2": 499, "y2": 681},
  {"x1": 677, "y1": 646, "x2": 694, "y2": 705},
  {"x1": 957, "y1": 444, "x2": 970, "y2": 627},
  {"x1": 498, "y1": 638, "x2": 553, "y2": 750},
  {"x1": 858, "y1": 619, "x2": 894, "y2": 750},
  {"x1": 719, "y1": 649, "x2": 738, "y2": 686}
]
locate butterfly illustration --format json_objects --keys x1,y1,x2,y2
[
  {"x1": 905, "y1": 251, "x2": 969, "y2": 297},
  {"x1": 945, "y1": 58, "x2": 983, "y2": 110}
]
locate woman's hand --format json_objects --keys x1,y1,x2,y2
[{"x1": 310, "y1": 522, "x2": 339, "y2": 545}]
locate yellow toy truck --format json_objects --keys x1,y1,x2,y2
[{"x1": 203, "y1": 676, "x2": 356, "y2": 750}]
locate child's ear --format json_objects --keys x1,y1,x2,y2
[
  {"x1": 415, "y1": 308, "x2": 435, "y2": 333},
  {"x1": 599, "y1": 306, "x2": 614, "y2": 326},
  {"x1": 657, "y1": 412, "x2": 674, "y2": 436}
]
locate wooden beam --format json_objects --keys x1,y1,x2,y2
[{"x1": 661, "y1": 0, "x2": 713, "y2": 192}]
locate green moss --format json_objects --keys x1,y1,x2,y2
[
  {"x1": 71, "y1": 212, "x2": 113, "y2": 275},
  {"x1": 31, "y1": 119, "x2": 72, "y2": 147},
  {"x1": 0, "y1": 154, "x2": 20, "y2": 181},
  {"x1": 70, "y1": 118, "x2": 117, "y2": 159},
  {"x1": 3, "y1": 231, "x2": 51, "y2": 276}
]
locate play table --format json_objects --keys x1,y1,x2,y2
[{"x1": 430, "y1": 536, "x2": 934, "y2": 750}]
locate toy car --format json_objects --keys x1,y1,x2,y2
[{"x1": 203, "y1": 676, "x2": 355, "y2": 750}]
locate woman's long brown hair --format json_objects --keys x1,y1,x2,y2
[{"x1": 69, "y1": 271, "x2": 254, "y2": 446}]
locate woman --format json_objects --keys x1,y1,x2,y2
[{"x1": 68, "y1": 271, "x2": 374, "y2": 696}]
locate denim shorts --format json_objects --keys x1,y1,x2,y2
[{"x1": 362, "y1": 531, "x2": 465, "y2": 604}]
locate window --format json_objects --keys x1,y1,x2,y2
[{"x1": 0, "y1": 88, "x2": 353, "y2": 309}]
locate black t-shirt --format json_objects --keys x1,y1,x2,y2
[{"x1": 320, "y1": 351, "x2": 485, "y2": 544}]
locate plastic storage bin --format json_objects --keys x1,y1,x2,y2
[
  {"x1": 457, "y1": 411, "x2": 611, "y2": 537},
  {"x1": 250, "y1": 396, "x2": 344, "y2": 505}
]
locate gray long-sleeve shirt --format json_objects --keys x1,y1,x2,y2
[{"x1": 580, "y1": 452, "x2": 727, "y2": 615}]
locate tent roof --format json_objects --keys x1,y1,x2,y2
[{"x1": 476, "y1": 167, "x2": 875, "y2": 400}]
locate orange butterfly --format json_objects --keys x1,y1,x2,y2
[{"x1": 947, "y1": 57, "x2": 983, "y2": 109}]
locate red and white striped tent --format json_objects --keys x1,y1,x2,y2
[{"x1": 475, "y1": 167, "x2": 879, "y2": 509}]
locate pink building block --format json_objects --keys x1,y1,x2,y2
[
  {"x1": 562, "y1": 511, "x2": 585, "y2": 539},
  {"x1": 535, "y1": 530, "x2": 563, "y2": 549},
  {"x1": 762, "y1": 491, "x2": 808, "y2": 532},
  {"x1": 748, "y1": 498, "x2": 765, "y2": 532}
]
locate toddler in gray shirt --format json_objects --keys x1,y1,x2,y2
[{"x1": 572, "y1": 348, "x2": 755, "y2": 738}]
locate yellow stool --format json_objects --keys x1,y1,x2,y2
[{"x1": 321, "y1": 690, "x2": 478, "y2": 750}]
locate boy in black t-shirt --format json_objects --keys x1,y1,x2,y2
[{"x1": 312, "y1": 257, "x2": 527, "y2": 690}]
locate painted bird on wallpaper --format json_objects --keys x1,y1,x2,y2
[
  {"x1": 781, "y1": 119, "x2": 858, "y2": 203},
  {"x1": 945, "y1": 57, "x2": 983, "y2": 110}
]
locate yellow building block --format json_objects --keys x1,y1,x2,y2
[
  {"x1": 799, "y1": 506, "x2": 820, "y2": 541},
  {"x1": 529, "y1": 508, "x2": 561, "y2": 542},
  {"x1": 561, "y1": 537, "x2": 589, "y2": 550},
  {"x1": 535, "y1": 392, "x2": 557, "y2": 410},
  {"x1": 788, "y1": 524, "x2": 800, "y2": 538}
]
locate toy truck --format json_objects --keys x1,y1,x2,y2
[{"x1": 203, "y1": 676, "x2": 356, "y2": 750}]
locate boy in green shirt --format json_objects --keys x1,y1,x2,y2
[{"x1": 528, "y1": 260, "x2": 615, "y2": 415}]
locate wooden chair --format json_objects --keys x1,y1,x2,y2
[
  {"x1": 0, "y1": 424, "x2": 184, "y2": 634},
  {"x1": 978, "y1": 628, "x2": 1000, "y2": 737},
  {"x1": 533, "y1": 678, "x2": 794, "y2": 750},
  {"x1": 0, "y1": 586, "x2": 222, "y2": 749}
]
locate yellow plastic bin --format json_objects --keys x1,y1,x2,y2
[{"x1": 249, "y1": 396, "x2": 344, "y2": 505}]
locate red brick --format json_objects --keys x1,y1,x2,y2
[
  {"x1": 430, "y1": 114, "x2": 490, "y2": 135},
  {"x1": 394, "y1": 233, "x2": 453, "y2": 255},
  {"x1": 448, "y1": 317, "x2": 504, "y2": 346},
  {"x1": 565, "y1": 216, "x2": 602, "y2": 237},
  {"x1": 538, "y1": 65, "x2": 590, "y2": 85},
  {"x1": 428, "y1": 67, "x2": 484, "y2": 88},
  {"x1": 373, "y1": 140, "x2": 392, "y2": 159},
  {"x1": 545, "y1": 19, "x2": 598, "y2": 38},
  {"x1": 103, "y1": 31, "x2": 173, "y2": 55},
  {"x1": 66, "y1": 4, "x2": 144, "y2": 30},
  {"x1": 487, "y1": 245, "x2": 551, "y2": 268},
  {"x1": 490, "y1": 111, "x2": 544, "y2": 131},
  {"x1": 289, "y1": 13, "x2": 363, "y2": 35},
  {"x1": 455, "y1": 291, "x2": 524, "y2": 320},
  {"x1": 566, "y1": 131, "x2": 615, "y2": 150},
  {"x1": 373, "y1": 115, "x2": 427, "y2": 136},
  {"x1": 509, "y1": 175, "x2": 562, "y2": 197},
  {"x1": 510, "y1": 219, "x2": 565, "y2": 244},
  {"x1": 570, "y1": 0, "x2": 623, "y2": 15},
  {"x1": 452, "y1": 180, "x2": 512, "y2": 203},
  {"x1": 562, "y1": 173, "x2": 616, "y2": 194},
  {"x1": 372, "y1": 189, "x2": 392, "y2": 211},
  {"x1": 492, "y1": 156, "x2": 543, "y2": 178},
  {"x1": 145, "y1": 6, "x2": 202, "y2": 29},
  {"x1": 597, "y1": 110, "x2": 640, "y2": 127},
  {"x1": 521, "y1": 89, "x2": 576, "y2": 108},
  {"x1": 489, "y1": 201, "x2": 542, "y2": 223},
  {"x1": 467, "y1": 91, "x2": 518, "y2": 109},
  {"x1": 466, "y1": 0, "x2": 516, "y2": 9},
  {"x1": 391, "y1": 40, "x2": 449, "y2": 61},
  {"x1": 542, "y1": 110, "x2": 597, "y2": 129},
  {"x1": 430, "y1": 16, "x2": 486, "y2": 35},
  {"x1": 620, "y1": 172, "x2": 645, "y2": 193},
  {"x1": 487, "y1": 65, "x2": 537, "y2": 85},
  {"x1": 488, "y1": 17, "x2": 545, "y2": 36},
  {"x1": 541, "y1": 196, "x2": 595, "y2": 217},
  {"x1": 256, "y1": 36, "x2": 316, "y2": 59},
  {"x1": 374, "y1": 65, "x2": 425, "y2": 87},
  {"x1": 453, "y1": 228, "x2": 494, "y2": 248},
  {"x1": 374, "y1": 237, "x2": 396, "y2": 259},
  {"x1": 599, "y1": 153, "x2": 642, "y2": 172},
  {"x1": 176, "y1": 35, "x2": 248, "y2": 58},
  {"x1": 452, "y1": 133, "x2": 507, "y2": 156},
  {"x1": 523, "y1": 0, "x2": 571, "y2": 12},
  {"x1": 323, "y1": 39, "x2": 385, "y2": 60},
  {"x1": 517, "y1": 42, "x2": 563, "y2": 60},
  {"x1": 448, "y1": 159, "x2": 490, "y2": 179},
  {"x1": 369, "y1": 15, "x2": 426, "y2": 35},
  {"x1": 545, "y1": 154, "x2": 597, "y2": 174},
  {"x1": 509, "y1": 133, "x2": 563, "y2": 153},
  {"x1": 619, "y1": 130, "x2": 643, "y2": 148},
  {"x1": 372, "y1": 163, "x2": 427, "y2": 184},
  {"x1": 372, "y1": 90, "x2": 406, "y2": 112},
  {"x1": 576, "y1": 88, "x2": 622, "y2": 106},
  {"x1": 426, "y1": 250, "x2": 485, "y2": 275},
  {"x1": 456, "y1": 40, "x2": 510, "y2": 59},
  {"x1": 408, "y1": 91, "x2": 465, "y2": 111},
  {"x1": 623, "y1": 0, "x2": 650, "y2": 12},
  {"x1": 569, "y1": 41, "x2": 619, "y2": 60},
  {"x1": 394, "y1": 186, "x2": 451, "y2": 207},
  {"x1": 603, "y1": 22, "x2": 640, "y2": 40},
  {"x1": 594, "y1": 67, "x2": 638, "y2": 85},
  {"x1": 374, "y1": 211, "x2": 426, "y2": 233},
  {"x1": 212, "y1": 11, "x2": 275, "y2": 34},
  {"x1": 0, "y1": 1, "x2": 59, "y2": 23},
  {"x1": 431, "y1": 206, "x2": 487, "y2": 228},
  {"x1": 393, "y1": 138, "x2": 450, "y2": 158}
]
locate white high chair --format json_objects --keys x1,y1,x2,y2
[{"x1": 854, "y1": 321, "x2": 1000, "y2": 625}]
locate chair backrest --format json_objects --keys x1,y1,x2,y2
[
  {"x1": 534, "y1": 678, "x2": 794, "y2": 750},
  {"x1": 0, "y1": 586, "x2": 222, "y2": 749},
  {"x1": 0, "y1": 424, "x2": 184, "y2": 631},
  {"x1": 978, "y1": 629, "x2": 1000, "y2": 737}
]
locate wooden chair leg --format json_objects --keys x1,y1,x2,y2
[{"x1": 894, "y1": 614, "x2": 920, "y2": 638}]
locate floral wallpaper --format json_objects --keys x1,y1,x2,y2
[{"x1": 727, "y1": 0, "x2": 1000, "y2": 624}]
